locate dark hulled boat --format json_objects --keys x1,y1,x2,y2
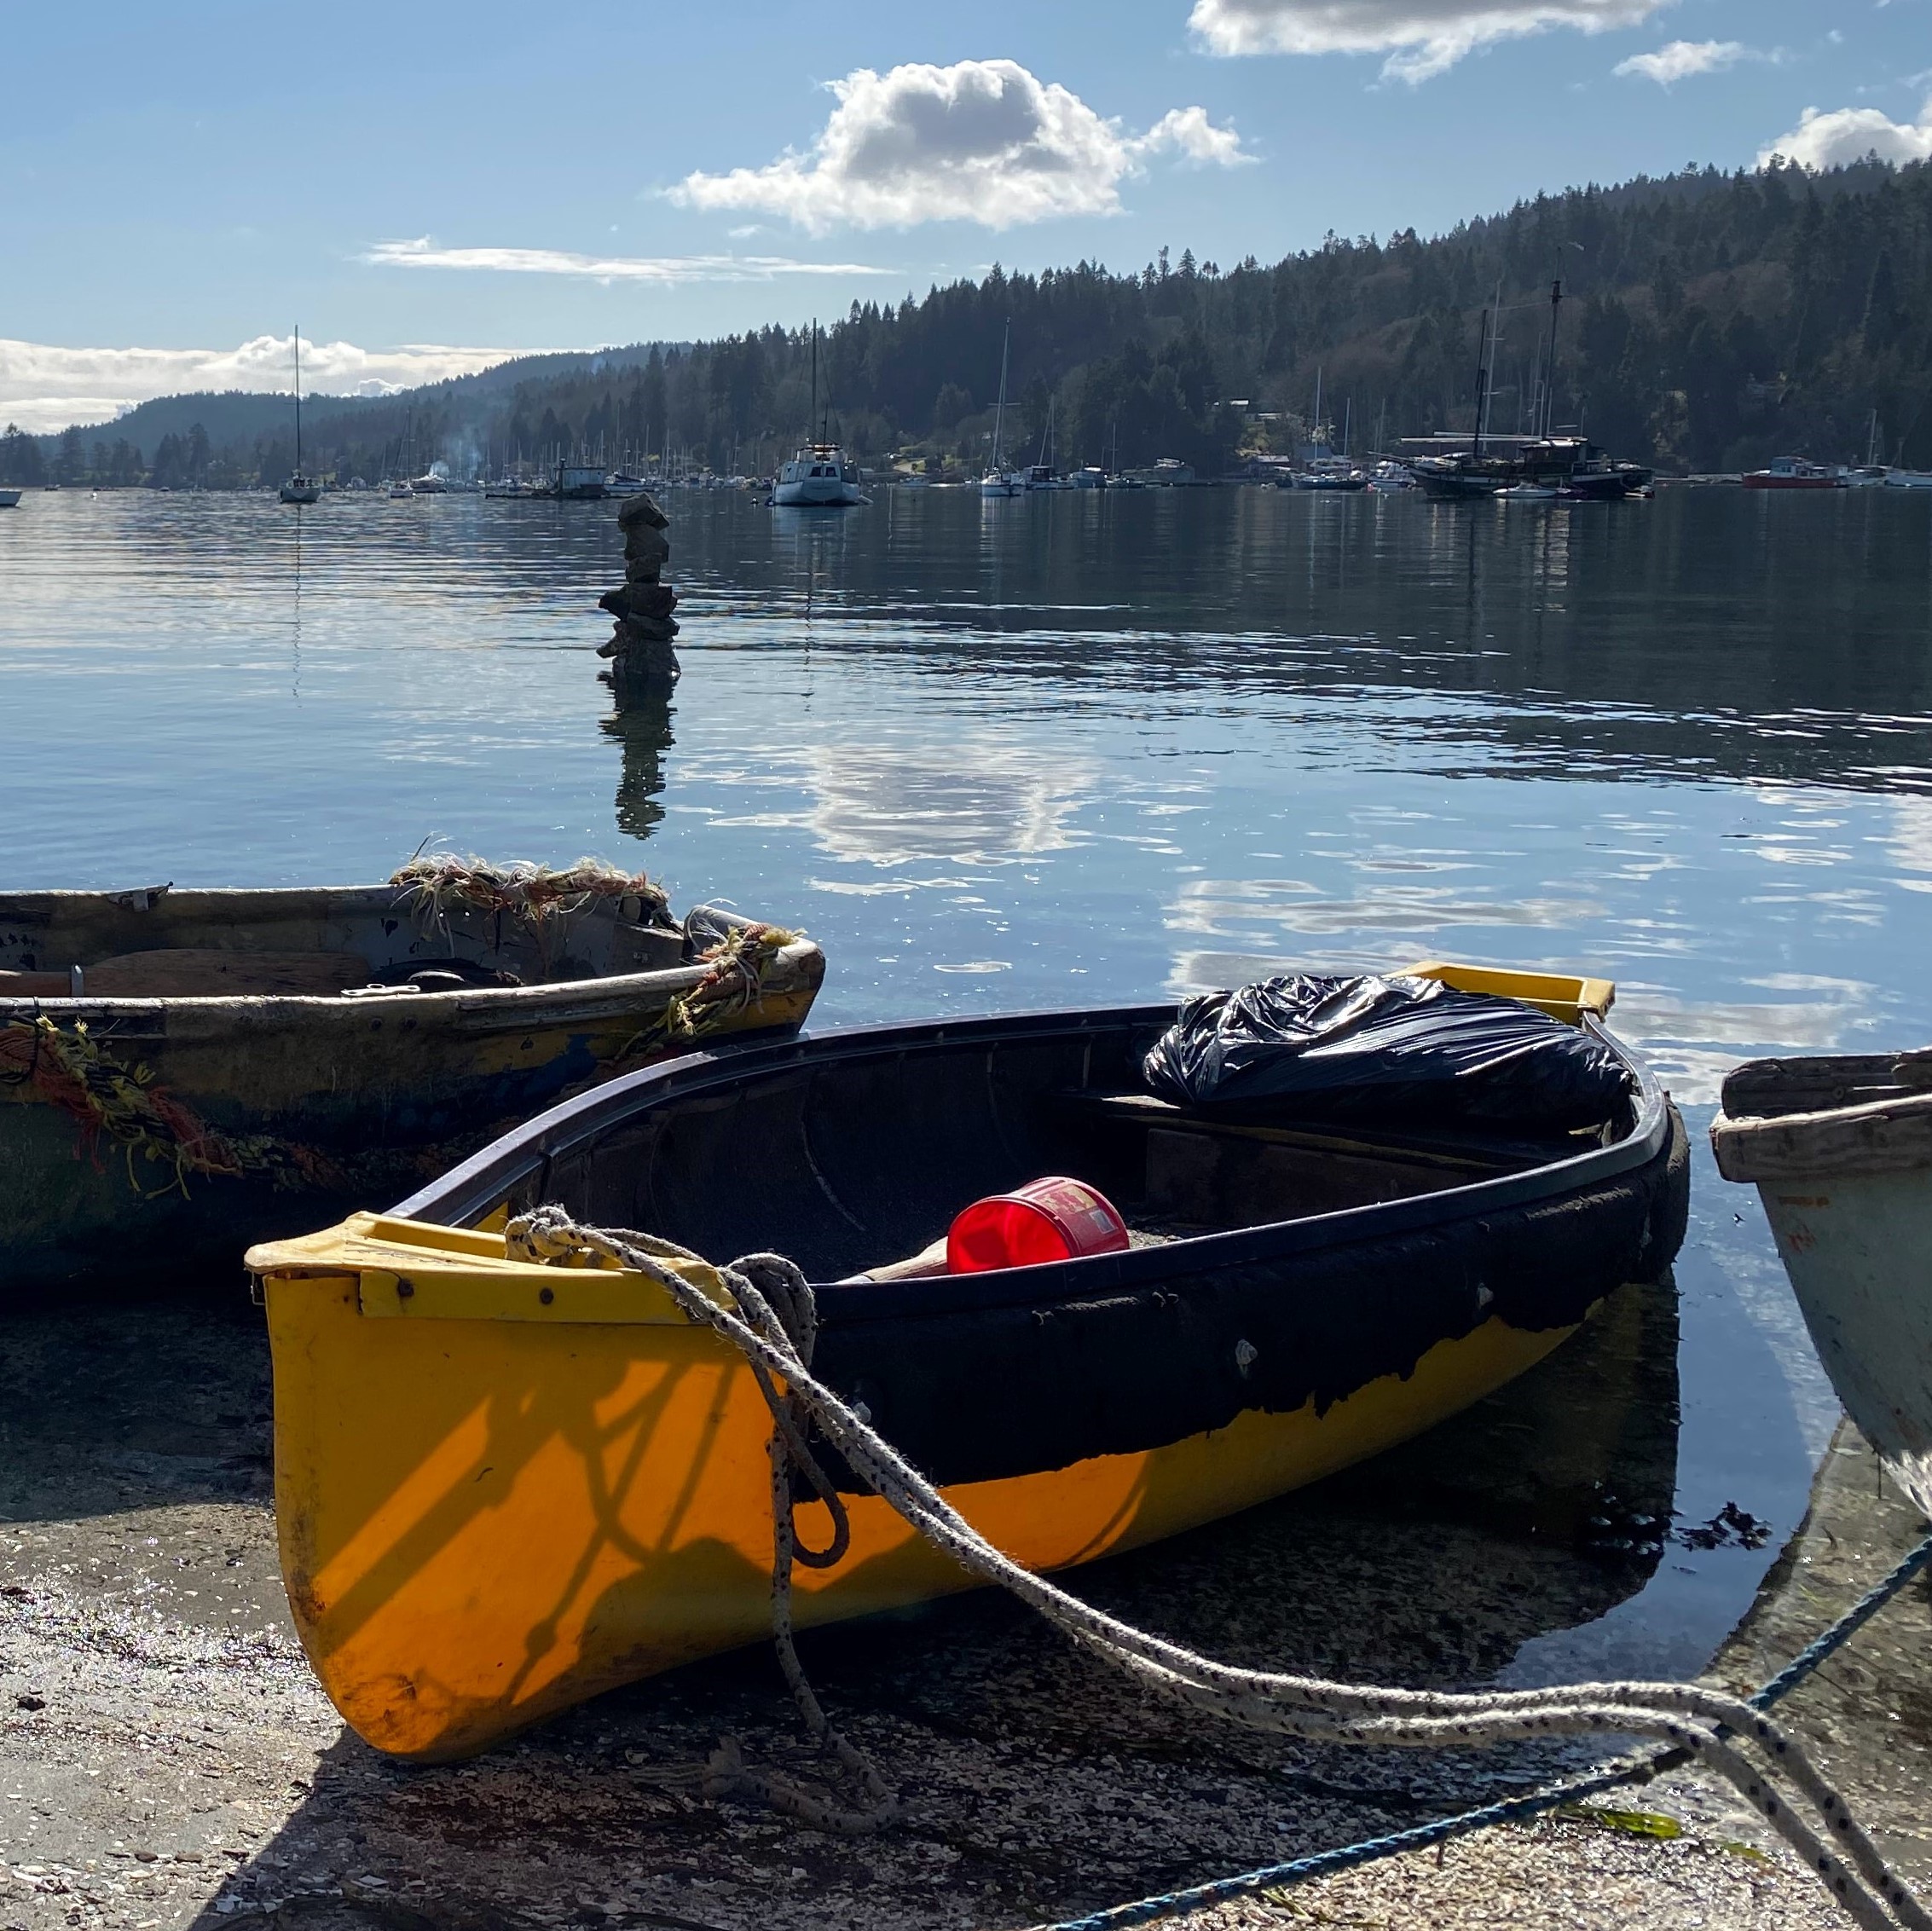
[
  {"x1": 246, "y1": 965, "x2": 1687, "y2": 1760},
  {"x1": 0, "y1": 872, "x2": 822, "y2": 1302},
  {"x1": 1408, "y1": 436, "x2": 1652, "y2": 500}
]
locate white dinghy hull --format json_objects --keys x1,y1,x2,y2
[{"x1": 1713, "y1": 1054, "x2": 1932, "y2": 1518}]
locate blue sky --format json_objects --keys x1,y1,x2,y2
[{"x1": 4, "y1": 0, "x2": 1929, "y2": 429}]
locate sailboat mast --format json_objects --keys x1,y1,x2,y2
[
  {"x1": 1312, "y1": 366, "x2": 1323, "y2": 455},
  {"x1": 292, "y1": 325, "x2": 303, "y2": 472},
  {"x1": 1484, "y1": 280, "x2": 1503, "y2": 452},
  {"x1": 992, "y1": 322, "x2": 1010, "y2": 471},
  {"x1": 1472, "y1": 304, "x2": 1493, "y2": 458},
  {"x1": 810, "y1": 321, "x2": 818, "y2": 443},
  {"x1": 1542, "y1": 278, "x2": 1563, "y2": 438}
]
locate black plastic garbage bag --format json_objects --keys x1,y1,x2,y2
[{"x1": 1142, "y1": 974, "x2": 1633, "y2": 1130}]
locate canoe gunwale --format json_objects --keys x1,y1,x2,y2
[
  {"x1": 0, "y1": 939, "x2": 824, "y2": 1036},
  {"x1": 390, "y1": 1003, "x2": 1674, "y2": 1317},
  {"x1": 1714, "y1": 1053, "x2": 1932, "y2": 1182}
]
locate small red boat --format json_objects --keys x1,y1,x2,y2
[{"x1": 1742, "y1": 456, "x2": 1844, "y2": 490}]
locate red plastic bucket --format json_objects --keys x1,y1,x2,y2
[{"x1": 946, "y1": 1176, "x2": 1131, "y2": 1275}]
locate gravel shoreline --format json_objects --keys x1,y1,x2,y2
[{"x1": 2, "y1": 1290, "x2": 1925, "y2": 1931}]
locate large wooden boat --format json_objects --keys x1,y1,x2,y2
[
  {"x1": 1712, "y1": 1053, "x2": 1932, "y2": 1518},
  {"x1": 246, "y1": 965, "x2": 1687, "y2": 1760},
  {"x1": 0, "y1": 872, "x2": 822, "y2": 1303}
]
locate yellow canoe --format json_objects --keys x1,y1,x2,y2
[{"x1": 248, "y1": 968, "x2": 1686, "y2": 1761}]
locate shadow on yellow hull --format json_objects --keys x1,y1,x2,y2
[{"x1": 262, "y1": 1221, "x2": 1579, "y2": 1760}]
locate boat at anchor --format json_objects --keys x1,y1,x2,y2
[
  {"x1": 246, "y1": 961, "x2": 1686, "y2": 1760},
  {"x1": 278, "y1": 325, "x2": 321, "y2": 506},
  {"x1": 773, "y1": 322, "x2": 863, "y2": 508}
]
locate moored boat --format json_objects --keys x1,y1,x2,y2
[
  {"x1": 979, "y1": 321, "x2": 1028, "y2": 498},
  {"x1": 278, "y1": 327, "x2": 322, "y2": 506},
  {"x1": 772, "y1": 321, "x2": 864, "y2": 508},
  {"x1": 774, "y1": 442, "x2": 864, "y2": 508},
  {"x1": 1292, "y1": 457, "x2": 1368, "y2": 492},
  {"x1": 1711, "y1": 1053, "x2": 1932, "y2": 1519},
  {"x1": 1742, "y1": 456, "x2": 1844, "y2": 490},
  {"x1": 246, "y1": 962, "x2": 1686, "y2": 1760},
  {"x1": 1, "y1": 859, "x2": 823, "y2": 1304},
  {"x1": 0, "y1": 488, "x2": 21, "y2": 508}
]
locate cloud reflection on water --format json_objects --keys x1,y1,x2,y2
[{"x1": 804, "y1": 743, "x2": 1096, "y2": 867}]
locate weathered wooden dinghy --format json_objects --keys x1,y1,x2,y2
[
  {"x1": 0, "y1": 859, "x2": 822, "y2": 1302},
  {"x1": 1713, "y1": 1053, "x2": 1932, "y2": 1519},
  {"x1": 247, "y1": 965, "x2": 1686, "y2": 1760}
]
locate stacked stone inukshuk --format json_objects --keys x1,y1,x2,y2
[{"x1": 597, "y1": 492, "x2": 680, "y2": 685}]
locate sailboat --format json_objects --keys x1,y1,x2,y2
[
  {"x1": 980, "y1": 323, "x2": 1025, "y2": 497},
  {"x1": 278, "y1": 327, "x2": 321, "y2": 506},
  {"x1": 1848, "y1": 409, "x2": 1889, "y2": 487},
  {"x1": 772, "y1": 321, "x2": 863, "y2": 507},
  {"x1": 1292, "y1": 371, "x2": 1367, "y2": 490},
  {"x1": 1024, "y1": 395, "x2": 1065, "y2": 489}
]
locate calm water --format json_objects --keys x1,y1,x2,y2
[{"x1": 6, "y1": 482, "x2": 1932, "y2": 1679}]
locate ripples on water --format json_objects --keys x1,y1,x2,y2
[{"x1": 4, "y1": 483, "x2": 1930, "y2": 1676}]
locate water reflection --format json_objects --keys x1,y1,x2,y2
[
  {"x1": 806, "y1": 743, "x2": 1096, "y2": 866},
  {"x1": 600, "y1": 680, "x2": 675, "y2": 838},
  {"x1": 4, "y1": 483, "x2": 1926, "y2": 1736}
]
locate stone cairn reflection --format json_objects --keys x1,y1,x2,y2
[{"x1": 596, "y1": 492, "x2": 680, "y2": 687}]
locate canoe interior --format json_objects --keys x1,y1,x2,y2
[
  {"x1": 460, "y1": 1019, "x2": 1632, "y2": 1283},
  {"x1": 0, "y1": 886, "x2": 687, "y2": 998}
]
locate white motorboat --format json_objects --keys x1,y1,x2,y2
[
  {"x1": 1885, "y1": 468, "x2": 1932, "y2": 489},
  {"x1": 774, "y1": 442, "x2": 863, "y2": 507},
  {"x1": 1367, "y1": 460, "x2": 1413, "y2": 493},
  {"x1": 773, "y1": 322, "x2": 864, "y2": 508},
  {"x1": 0, "y1": 489, "x2": 21, "y2": 509},
  {"x1": 1497, "y1": 481, "x2": 1559, "y2": 501},
  {"x1": 278, "y1": 326, "x2": 321, "y2": 505},
  {"x1": 1712, "y1": 1053, "x2": 1932, "y2": 1517}
]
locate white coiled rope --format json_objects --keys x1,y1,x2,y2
[{"x1": 504, "y1": 1205, "x2": 1929, "y2": 1931}]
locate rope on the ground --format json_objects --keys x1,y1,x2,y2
[
  {"x1": 1034, "y1": 1527, "x2": 1932, "y2": 1931},
  {"x1": 502, "y1": 1207, "x2": 1930, "y2": 1931}
]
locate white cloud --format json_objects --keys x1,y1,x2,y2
[
  {"x1": 1135, "y1": 104, "x2": 1258, "y2": 166},
  {"x1": 1759, "y1": 97, "x2": 1932, "y2": 171},
  {"x1": 668, "y1": 59, "x2": 1251, "y2": 234},
  {"x1": 0, "y1": 335, "x2": 523, "y2": 435},
  {"x1": 1188, "y1": 0, "x2": 1673, "y2": 82},
  {"x1": 1615, "y1": 38, "x2": 1744, "y2": 83},
  {"x1": 364, "y1": 238, "x2": 894, "y2": 282}
]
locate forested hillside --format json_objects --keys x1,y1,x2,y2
[{"x1": 12, "y1": 155, "x2": 1931, "y2": 487}]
